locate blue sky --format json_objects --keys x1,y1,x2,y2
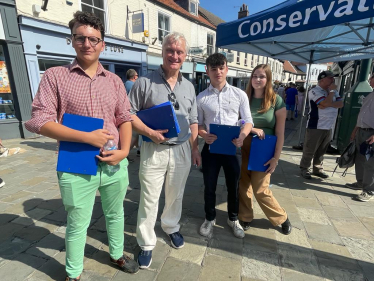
[{"x1": 199, "y1": 0, "x2": 285, "y2": 22}]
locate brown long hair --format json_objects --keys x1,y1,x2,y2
[{"x1": 246, "y1": 64, "x2": 276, "y2": 113}]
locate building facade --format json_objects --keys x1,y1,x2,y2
[
  {"x1": 0, "y1": 0, "x2": 33, "y2": 139},
  {"x1": 16, "y1": 0, "x2": 148, "y2": 98}
]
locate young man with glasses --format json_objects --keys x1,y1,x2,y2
[
  {"x1": 197, "y1": 53, "x2": 253, "y2": 239},
  {"x1": 128, "y1": 32, "x2": 200, "y2": 269},
  {"x1": 347, "y1": 73, "x2": 374, "y2": 202},
  {"x1": 25, "y1": 12, "x2": 138, "y2": 280}
]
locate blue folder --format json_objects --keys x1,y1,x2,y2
[
  {"x1": 248, "y1": 135, "x2": 277, "y2": 172},
  {"x1": 209, "y1": 124, "x2": 240, "y2": 156},
  {"x1": 137, "y1": 101, "x2": 180, "y2": 142},
  {"x1": 57, "y1": 113, "x2": 104, "y2": 176}
]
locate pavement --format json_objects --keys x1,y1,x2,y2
[{"x1": 0, "y1": 118, "x2": 373, "y2": 281}]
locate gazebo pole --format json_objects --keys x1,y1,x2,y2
[{"x1": 293, "y1": 50, "x2": 314, "y2": 150}]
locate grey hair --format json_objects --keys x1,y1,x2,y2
[
  {"x1": 126, "y1": 69, "x2": 137, "y2": 80},
  {"x1": 162, "y1": 32, "x2": 190, "y2": 54}
]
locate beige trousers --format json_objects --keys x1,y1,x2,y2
[
  {"x1": 136, "y1": 141, "x2": 191, "y2": 251},
  {"x1": 238, "y1": 135, "x2": 287, "y2": 226}
]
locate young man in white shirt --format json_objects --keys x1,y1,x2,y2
[{"x1": 197, "y1": 53, "x2": 253, "y2": 238}]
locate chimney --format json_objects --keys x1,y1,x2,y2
[{"x1": 238, "y1": 4, "x2": 249, "y2": 19}]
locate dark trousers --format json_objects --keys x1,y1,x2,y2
[
  {"x1": 300, "y1": 128, "x2": 332, "y2": 173},
  {"x1": 354, "y1": 128, "x2": 374, "y2": 192},
  {"x1": 201, "y1": 143, "x2": 240, "y2": 221}
]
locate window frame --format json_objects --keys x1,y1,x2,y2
[
  {"x1": 189, "y1": 0, "x2": 198, "y2": 16},
  {"x1": 244, "y1": 53, "x2": 248, "y2": 66},
  {"x1": 80, "y1": 0, "x2": 108, "y2": 33},
  {"x1": 207, "y1": 33, "x2": 214, "y2": 56},
  {"x1": 157, "y1": 11, "x2": 171, "y2": 45},
  {"x1": 236, "y1": 51, "x2": 240, "y2": 64}
]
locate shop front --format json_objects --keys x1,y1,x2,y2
[
  {"x1": 19, "y1": 16, "x2": 148, "y2": 98},
  {"x1": 0, "y1": 0, "x2": 34, "y2": 139}
]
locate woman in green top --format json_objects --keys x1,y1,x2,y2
[{"x1": 238, "y1": 64, "x2": 292, "y2": 235}]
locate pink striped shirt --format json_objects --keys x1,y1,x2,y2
[{"x1": 25, "y1": 59, "x2": 132, "y2": 146}]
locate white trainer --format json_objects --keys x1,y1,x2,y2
[
  {"x1": 227, "y1": 219, "x2": 245, "y2": 239},
  {"x1": 199, "y1": 219, "x2": 216, "y2": 237}
]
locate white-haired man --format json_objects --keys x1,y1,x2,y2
[{"x1": 129, "y1": 32, "x2": 200, "y2": 269}]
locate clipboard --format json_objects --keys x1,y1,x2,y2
[
  {"x1": 137, "y1": 101, "x2": 180, "y2": 142},
  {"x1": 57, "y1": 113, "x2": 104, "y2": 176},
  {"x1": 248, "y1": 135, "x2": 277, "y2": 172},
  {"x1": 209, "y1": 124, "x2": 240, "y2": 156}
]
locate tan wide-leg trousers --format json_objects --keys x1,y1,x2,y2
[{"x1": 238, "y1": 135, "x2": 287, "y2": 226}]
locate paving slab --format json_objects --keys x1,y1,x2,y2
[
  {"x1": 322, "y1": 205, "x2": 357, "y2": 221},
  {"x1": 297, "y1": 207, "x2": 331, "y2": 225},
  {"x1": 304, "y1": 222, "x2": 343, "y2": 245},
  {"x1": 0, "y1": 253, "x2": 47, "y2": 281},
  {"x1": 280, "y1": 268, "x2": 325, "y2": 281},
  {"x1": 156, "y1": 257, "x2": 201, "y2": 281},
  {"x1": 200, "y1": 254, "x2": 241, "y2": 281},
  {"x1": 331, "y1": 219, "x2": 373, "y2": 240},
  {"x1": 242, "y1": 249, "x2": 281, "y2": 280},
  {"x1": 278, "y1": 244, "x2": 323, "y2": 277},
  {"x1": 169, "y1": 236, "x2": 207, "y2": 265},
  {"x1": 27, "y1": 251, "x2": 66, "y2": 281},
  {"x1": 292, "y1": 196, "x2": 322, "y2": 210}
]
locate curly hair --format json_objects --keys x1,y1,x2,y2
[{"x1": 69, "y1": 11, "x2": 105, "y2": 39}]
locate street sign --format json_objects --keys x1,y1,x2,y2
[
  {"x1": 132, "y1": 13, "x2": 144, "y2": 33},
  {"x1": 190, "y1": 47, "x2": 204, "y2": 55}
]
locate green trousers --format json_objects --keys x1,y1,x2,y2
[{"x1": 58, "y1": 159, "x2": 128, "y2": 278}]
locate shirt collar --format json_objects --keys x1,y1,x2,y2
[
  {"x1": 208, "y1": 82, "x2": 230, "y2": 94},
  {"x1": 157, "y1": 65, "x2": 182, "y2": 82},
  {"x1": 69, "y1": 58, "x2": 107, "y2": 77}
]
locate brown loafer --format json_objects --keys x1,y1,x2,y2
[{"x1": 110, "y1": 255, "x2": 139, "y2": 274}]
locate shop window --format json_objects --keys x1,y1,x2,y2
[
  {"x1": 190, "y1": 1, "x2": 198, "y2": 16},
  {"x1": 158, "y1": 13, "x2": 170, "y2": 44},
  {"x1": 0, "y1": 46, "x2": 15, "y2": 120},
  {"x1": 207, "y1": 34, "x2": 214, "y2": 56},
  {"x1": 81, "y1": 0, "x2": 106, "y2": 31},
  {"x1": 38, "y1": 59, "x2": 71, "y2": 72}
]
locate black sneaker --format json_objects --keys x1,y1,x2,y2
[
  {"x1": 0, "y1": 178, "x2": 4, "y2": 188},
  {"x1": 239, "y1": 220, "x2": 251, "y2": 231},
  {"x1": 313, "y1": 171, "x2": 329, "y2": 179},
  {"x1": 300, "y1": 169, "x2": 312, "y2": 179},
  {"x1": 110, "y1": 255, "x2": 139, "y2": 274},
  {"x1": 345, "y1": 182, "x2": 363, "y2": 190}
]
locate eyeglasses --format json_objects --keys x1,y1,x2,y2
[
  {"x1": 72, "y1": 34, "x2": 103, "y2": 46},
  {"x1": 168, "y1": 92, "x2": 180, "y2": 110}
]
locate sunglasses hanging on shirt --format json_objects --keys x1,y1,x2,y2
[{"x1": 168, "y1": 92, "x2": 180, "y2": 110}]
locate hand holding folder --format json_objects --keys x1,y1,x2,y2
[
  {"x1": 136, "y1": 101, "x2": 180, "y2": 142},
  {"x1": 248, "y1": 135, "x2": 277, "y2": 172},
  {"x1": 57, "y1": 113, "x2": 104, "y2": 176},
  {"x1": 209, "y1": 124, "x2": 240, "y2": 156}
]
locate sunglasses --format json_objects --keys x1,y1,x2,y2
[{"x1": 168, "y1": 93, "x2": 180, "y2": 110}]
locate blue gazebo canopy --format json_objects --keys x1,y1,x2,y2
[{"x1": 216, "y1": 0, "x2": 374, "y2": 63}]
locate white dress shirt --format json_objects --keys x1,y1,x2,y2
[{"x1": 197, "y1": 83, "x2": 253, "y2": 132}]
